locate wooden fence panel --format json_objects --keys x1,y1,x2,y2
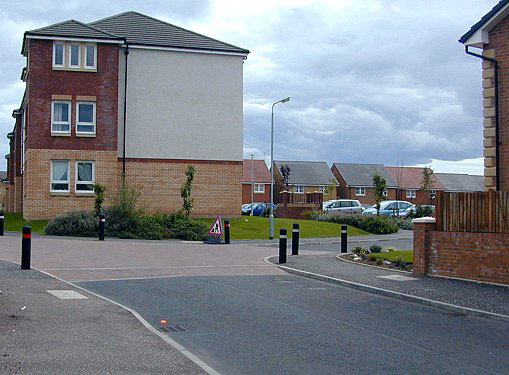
[{"x1": 435, "y1": 191, "x2": 509, "y2": 233}]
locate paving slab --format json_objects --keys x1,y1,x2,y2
[{"x1": 268, "y1": 253, "x2": 509, "y2": 317}]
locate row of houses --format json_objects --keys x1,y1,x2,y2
[{"x1": 242, "y1": 160, "x2": 484, "y2": 206}]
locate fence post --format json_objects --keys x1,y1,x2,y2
[
  {"x1": 292, "y1": 223, "x2": 299, "y2": 255},
  {"x1": 0, "y1": 211, "x2": 4, "y2": 236},
  {"x1": 224, "y1": 220, "x2": 230, "y2": 244},
  {"x1": 98, "y1": 214, "x2": 105, "y2": 241},
  {"x1": 279, "y1": 228, "x2": 287, "y2": 264},
  {"x1": 341, "y1": 225, "x2": 348, "y2": 253},
  {"x1": 21, "y1": 226, "x2": 31, "y2": 270}
]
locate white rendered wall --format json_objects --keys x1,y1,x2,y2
[{"x1": 118, "y1": 47, "x2": 244, "y2": 161}]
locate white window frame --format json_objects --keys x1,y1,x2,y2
[
  {"x1": 75, "y1": 161, "x2": 95, "y2": 193},
  {"x1": 84, "y1": 44, "x2": 97, "y2": 69},
  {"x1": 50, "y1": 160, "x2": 70, "y2": 193},
  {"x1": 68, "y1": 43, "x2": 81, "y2": 68},
  {"x1": 253, "y1": 184, "x2": 265, "y2": 193},
  {"x1": 51, "y1": 101, "x2": 71, "y2": 134},
  {"x1": 406, "y1": 189, "x2": 417, "y2": 199},
  {"x1": 76, "y1": 102, "x2": 96, "y2": 135},
  {"x1": 355, "y1": 187, "x2": 366, "y2": 196},
  {"x1": 52, "y1": 42, "x2": 65, "y2": 67},
  {"x1": 319, "y1": 186, "x2": 325, "y2": 193},
  {"x1": 295, "y1": 185, "x2": 304, "y2": 194}
]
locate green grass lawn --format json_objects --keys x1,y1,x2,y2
[
  {"x1": 197, "y1": 216, "x2": 368, "y2": 240},
  {"x1": 4, "y1": 213, "x2": 48, "y2": 234},
  {"x1": 369, "y1": 250, "x2": 413, "y2": 263}
]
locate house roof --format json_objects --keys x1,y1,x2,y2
[
  {"x1": 435, "y1": 173, "x2": 484, "y2": 192},
  {"x1": 332, "y1": 163, "x2": 398, "y2": 188},
  {"x1": 385, "y1": 167, "x2": 445, "y2": 190},
  {"x1": 459, "y1": 0, "x2": 509, "y2": 46},
  {"x1": 89, "y1": 11, "x2": 249, "y2": 54},
  {"x1": 274, "y1": 161, "x2": 337, "y2": 186},
  {"x1": 242, "y1": 160, "x2": 271, "y2": 183}
]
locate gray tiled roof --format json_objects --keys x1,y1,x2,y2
[
  {"x1": 333, "y1": 163, "x2": 398, "y2": 188},
  {"x1": 274, "y1": 161, "x2": 337, "y2": 186},
  {"x1": 459, "y1": 0, "x2": 509, "y2": 43},
  {"x1": 435, "y1": 173, "x2": 484, "y2": 192},
  {"x1": 26, "y1": 19, "x2": 122, "y2": 40},
  {"x1": 89, "y1": 11, "x2": 249, "y2": 53}
]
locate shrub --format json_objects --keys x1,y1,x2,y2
[
  {"x1": 393, "y1": 256, "x2": 404, "y2": 267},
  {"x1": 93, "y1": 183, "x2": 106, "y2": 215},
  {"x1": 369, "y1": 244, "x2": 383, "y2": 253},
  {"x1": 150, "y1": 213, "x2": 208, "y2": 241},
  {"x1": 369, "y1": 255, "x2": 377, "y2": 262},
  {"x1": 306, "y1": 211, "x2": 399, "y2": 235},
  {"x1": 393, "y1": 217, "x2": 414, "y2": 230},
  {"x1": 376, "y1": 258, "x2": 383, "y2": 266},
  {"x1": 45, "y1": 211, "x2": 97, "y2": 237},
  {"x1": 361, "y1": 253, "x2": 368, "y2": 260},
  {"x1": 352, "y1": 246, "x2": 366, "y2": 255}
]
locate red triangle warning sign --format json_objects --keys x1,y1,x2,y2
[{"x1": 208, "y1": 217, "x2": 223, "y2": 236}]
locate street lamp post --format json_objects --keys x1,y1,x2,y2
[
  {"x1": 250, "y1": 153, "x2": 254, "y2": 216},
  {"x1": 269, "y1": 96, "x2": 291, "y2": 240}
]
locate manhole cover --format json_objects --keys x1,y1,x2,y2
[{"x1": 158, "y1": 325, "x2": 189, "y2": 333}]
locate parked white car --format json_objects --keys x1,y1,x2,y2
[{"x1": 323, "y1": 199, "x2": 363, "y2": 214}]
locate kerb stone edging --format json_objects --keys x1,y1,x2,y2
[{"x1": 263, "y1": 256, "x2": 509, "y2": 323}]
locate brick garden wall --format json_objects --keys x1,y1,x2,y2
[{"x1": 413, "y1": 220, "x2": 509, "y2": 285}]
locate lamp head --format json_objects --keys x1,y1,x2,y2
[{"x1": 281, "y1": 97, "x2": 291, "y2": 103}]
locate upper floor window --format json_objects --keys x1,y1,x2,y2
[
  {"x1": 319, "y1": 186, "x2": 325, "y2": 193},
  {"x1": 406, "y1": 189, "x2": 417, "y2": 199},
  {"x1": 53, "y1": 42, "x2": 65, "y2": 67},
  {"x1": 253, "y1": 184, "x2": 265, "y2": 193},
  {"x1": 85, "y1": 44, "x2": 96, "y2": 69},
  {"x1": 51, "y1": 101, "x2": 71, "y2": 134},
  {"x1": 69, "y1": 44, "x2": 81, "y2": 68},
  {"x1": 77, "y1": 102, "x2": 96, "y2": 134},
  {"x1": 355, "y1": 187, "x2": 366, "y2": 196},
  {"x1": 295, "y1": 185, "x2": 304, "y2": 193}
]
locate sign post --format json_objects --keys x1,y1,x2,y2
[{"x1": 205, "y1": 216, "x2": 223, "y2": 244}]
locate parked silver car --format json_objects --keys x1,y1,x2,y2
[{"x1": 323, "y1": 199, "x2": 363, "y2": 213}]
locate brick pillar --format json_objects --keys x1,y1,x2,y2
[
  {"x1": 482, "y1": 48, "x2": 497, "y2": 191},
  {"x1": 412, "y1": 217, "x2": 436, "y2": 277}
]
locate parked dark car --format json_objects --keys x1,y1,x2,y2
[{"x1": 252, "y1": 203, "x2": 276, "y2": 216}]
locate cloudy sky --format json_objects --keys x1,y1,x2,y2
[{"x1": 0, "y1": 0, "x2": 496, "y2": 174}]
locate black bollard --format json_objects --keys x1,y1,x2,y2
[
  {"x1": 98, "y1": 214, "x2": 105, "y2": 241},
  {"x1": 279, "y1": 228, "x2": 287, "y2": 264},
  {"x1": 0, "y1": 211, "x2": 4, "y2": 236},
  {"x1": 291, "y1": 223, "x2": 299, "y2": 255},
  {"x1": 21, "y1": 226, "x2": 31, "y2": 270},
  {"x1": 341, "y1": 225, "x2": 348, "y2": 253},
  {"x1": 225, "y1": 220, "x2": 230, "y2": 244}
]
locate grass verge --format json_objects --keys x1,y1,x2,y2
[
  {"x1": 369, "y1": 250, "x2": 413, "y2": 264},
  {"x1": 4, "y1": 213, "x2": 49, "y2": 234},
  {"x1": 196, "y1": 216, "x2": 368, "y2": 240}
]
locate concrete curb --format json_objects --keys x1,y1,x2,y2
[
  {"x1": 263, "y1": 256, "x2": 509, "y2": 323},
  {"x1": 0, "y1": 258, "x2": 221, "y2": 375},
  {"x1": 336, "y1": 254, "x2": 412, "y2": 274}
]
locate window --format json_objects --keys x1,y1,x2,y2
[
  {"x1": 399, "y1": 202, "x2": 412, "y2": 210},
  {"x1": 340, "y1": 201, "x2": 352, "y2": 208},
  {"x1": 406, "y1": 189, "x2": 416, "y2": 199},
  {"x1": 51, "y1": 160, "x2": 70, "y2": 192},
  {"x1": 76, "y1": 161, "x2": 95, "y2": 192},
  {"x1": 53, "y1": 42, "x2": 65, "y2": 67},
  {"x1": 85, "y1": 44, "x2": 96, "y2": 69},
  {"x1": 253, "y1": 184, "x2": 265, "y2": 193},
  {"x1": 51, "y1": 101, "x2": 71, "y2": 133},
  {"x1": 319, "y1": 186, "x2": 325, "y2": 193},
  {"x1": 355, "y1": 187, "x2": 366, "y2": 196},
  {"x1": 295, "y1": 185, "x2": 304, "y2": 193},
  {"x1": 69, "y1": 44, "x2": 81, "y2": 67},
  {"x1": 76, "y1": 102, "x2": 96, "y2": 134}
]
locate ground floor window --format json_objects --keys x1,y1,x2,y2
[
  {"x1": 76, "y1": 161, "x2": 95, "y2": 192},
  {"x1": 51, "y1": 160, "x2": 70, "y2": 192},
  {"x1": 295, "y1": 185, "x2": 304, "y2": 193},
  {"x1": 254, "y1": 184, "x2": 265, "y2": 193},
  {"x1": 406, "y1": 189, "x2": 416, "y2": 199},
  {"x1": 355, "y1": 187, "x2": 366, "y2": 196}
]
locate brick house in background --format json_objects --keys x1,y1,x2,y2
[
  {"x1": 434, "y1": 173, "x2": 484, "y2": 193},
  {"x1": 331, "y1": 163, "x2": 397, "y2": 205},
  {"x1": 385, "y1": 166, "x2": 445, "y2": 205},
  {"x1": 242, "y1": 159, "x2": 271, "y2": 204},
  {"x1": 7, "y1": 12, "x2": 249, "y2": 219},
  {"x1": 272, "y1": 161, "x2": 338, "y2": 202}
]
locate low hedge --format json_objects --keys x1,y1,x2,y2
[
  {"x1": 305, "y1": 211, "x2": 400, "y2": 234},
  {"x1": 45, "y1": 209, "x2": 208, "y2": 241}
]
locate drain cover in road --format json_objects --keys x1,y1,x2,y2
[
  {"x1": 46, "y1": 290, "x2": 88, "y2": 299},
  {"x1": 377, "y1": 275, "x2": 418, "y2": 281}
]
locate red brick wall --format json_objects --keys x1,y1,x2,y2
[
  {"x1": 398, "y1": 189, "x2": 436, "y2": 205},
  {"x1": 413, "y1": 222, "x2": 509, "y2": 284},
  {"x1": 26, "y1": 39, "x2": 118, "y2": 151},
  {"x1": 242, "y1": 183, "x2": 270, "y2": 204},
  {"x1": 487, "y1": 16, "x2": 509, "y2": 190}
]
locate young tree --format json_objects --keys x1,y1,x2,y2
[
  {"x1": 181, "y1": 165, "x2": 195, "y2": 217},
  {"x1": 280, "y1": 165, "x2": 291, "y2": 191},
  {"x1": 93, "y1": 183, "x2": 106, "y2": 216},
  {"x1": 373, "y1": 173, "x2": 387, "y2": 216},
  {"x1": 420, "y1": 166, "x2": 434, "y2": 205}
]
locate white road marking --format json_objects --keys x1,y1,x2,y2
[
  {"x1": 377, "y1": 275, "x2": 418, "y2": 281},
  {"x1": 46, "y1": 290, "x2": 88, "y2": 299},
  {"x1": 44, "y1": 265, "x2": 272, "y2": 271}
]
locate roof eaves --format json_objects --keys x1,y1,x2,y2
[{"x1": 459, "y1": 0, "x2": 509, "y2": 44}]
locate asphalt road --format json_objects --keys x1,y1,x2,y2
[{"x1": 78, "y1": 274, "x2": 509, "y2": 375}]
